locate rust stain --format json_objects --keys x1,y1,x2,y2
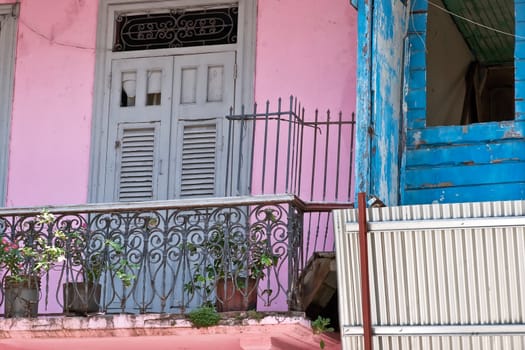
[
  {"x1": 461, "y1": 161, "x2": 475, "y2": 166},
  {"x1": 421, "y1": 182, "x2": 454, "y2": 189},
  {"x1": 491, "y1": 158, "x2": 520, "y2": 164}
]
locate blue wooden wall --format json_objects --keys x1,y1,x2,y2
[
  {"x1": 355, "y1": 0, "x2": 525, "y2": 205},
  {"x1": 401, "y1": 0, "x2": 525, "y2": 204},
  {"x1": 355, "y1": 0, "x2": 407, "y2": 206}
]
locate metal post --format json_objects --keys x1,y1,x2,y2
[{"x1": 358, "y1": 192, "x2": 373, "y2": 350}]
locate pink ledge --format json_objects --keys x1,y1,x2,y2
[{"x1": 0, "y1": 313, "x2": 341, "y2": 350}]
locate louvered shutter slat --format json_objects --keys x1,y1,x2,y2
[
  {"x1": 180, "y1": 123, "x2": 217, "y2": 198},
  {"x1": 117, "y1": 125, "x2": 158, "y2": 202}
]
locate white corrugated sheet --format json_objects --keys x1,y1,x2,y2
[{"x1": 334, "y1": 200, "x2": 525, "y2": 349}]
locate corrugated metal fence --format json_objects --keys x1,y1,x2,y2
[{"x1": 334, "y1": 200, "x2": 525, "y2": 349}]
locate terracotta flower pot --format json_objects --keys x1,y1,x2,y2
[
  {"x1": 4, "y1": 275, "x2": 40, "y2": 318},
  {"x1": 215, "y1": 277, "x2": 257, "y2": 312}
]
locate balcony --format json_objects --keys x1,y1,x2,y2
[{"x1": 0, "y1": 98, "x2": 354, "y2": 349}]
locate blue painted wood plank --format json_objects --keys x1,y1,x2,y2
[
  {"x1": 517, "y1": 3, "x2": 525, "y2": 21},
  {"x1": 406, "y1": 88, "x2": 426, "y2": 109},
  {"x1": 410, "y1": 0, "x2": 427, "y2": 12},
  {"x1": 409, "y1": 51, "x2": 426, "y2": 69},
  {"x1": 406, "y1": 140, "x2": 525, "y2": 167},
  {"x1": 407, "y1": 108, "x2": 426, "y2": 129},
  {"x1": 407, "y1": 121, "x2": 525, "y2": 147},
  {"x1": 354, "y1": 0, "x2": 373, "y2": 198},
  {"x1": 404, "y1": 182, "x2": 525, "y2": 205},
  {"x1": 408, "y1": 34, "x2": 426, "y2": 52},
  {"x1": 405, "y1": 162, "x2": 525, "y2": 189},
  {"x1": 409, "y1": 13, "x2": 426, "y2": 32},
  {"x1": 408, "y1": 69, "x2": 426, "y2": 89}
]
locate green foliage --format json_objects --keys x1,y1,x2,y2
[
  {"x1": 105, "y1": 239, "x2": 138, "y2": 287},
  {"x1": 0, "y1": 209, "x2": 66, "y2": 279},
  {"x1": 188, "y1": 306, "x2": 221, "y2": 328},
  {"x1": 246, "y1": 310, "x2": 264, "y2": 322},
  {"x1": 312, "y1": 316, "x2": 334, "y2": 349},
  {"x1": 312, "y1": 316, "x2": 334, "y2": 334},
  {"x1": 184, "y1": 210, "x2": 280, "y2": 306}
]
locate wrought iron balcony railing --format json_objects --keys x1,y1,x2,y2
[{"x1": 0, "y1": 195, "x2": 305, "y2": 316}]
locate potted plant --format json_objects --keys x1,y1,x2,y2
[
  {"x1": 60, "y1": 225, "x2": 104, "y2": 315},
  {"x1": 184, "y1": 221, "x2": 279, "y2": 312},
  {"x1": 57, "y1": 219, "x2": 138, "y2": 315},
  {"x1": 0, "y1": 210, "x2": 65, "y2": 318}
]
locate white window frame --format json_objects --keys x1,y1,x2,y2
[
  {"x1": 0, "y1": 4, "x2": 18, "y2": 205},
  {"x1": 89, "y1": 0, "x2": 257, "y2": 202}
]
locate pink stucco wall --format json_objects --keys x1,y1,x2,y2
[
  {"x1": 1, "y1": 0, "x2": 97, "y2": 207},
  {"x1": 255, "y1": 0, "x2": 357, "y2": 114},
  {"x1": 253, "y1": 0, "x2": 357, "y2": 200},
  {"x1": 1, "y1": 0, "x2": 356, "y2": 207}
]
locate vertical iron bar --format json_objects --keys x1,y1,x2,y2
[
  {"x1": 291, "y1": 98, "x2": 298, "y2": 194},
  {"x1": 335, "y1": 112, "x2": 343, "y2": 201},
  {"x1": 348, "y1": 113, "x2": 356, "y2": 202},
  {"x1": 322, "y1": 110, "x2": 331, "y2": 201},
  {"x1": 284, "y1": 96, "x2": 293, "y2": 193},
  {"x1": 310, "y1": 110, "x2": 319, "y2": 202},
  {"x1": 305, "y1": 211, "x2": 313, "y2": 265},
  {"x1": 358, "y1": 192, "x2": 373, "y2": 350},
  {"x1": 248, "y1": 102, "x2": 257, "y2": 195},
  {"x1": 297, "y1": 106, "x2": 305, "y2": 198},
  {"x1": 322, "y1": 211, "x2": 332, "y2": 251},
  {"x1": 273, "y1": 98, "x2": 282, "y2": 194},
  {"x1": 235, "y1": 104, "x2": 246, "y2": 196},
  {"x1": 261, "y1": 100, "x2": 270, "y2": 194},
  {"x1": 224, "y1": 107, "x2": 234, "y2": 196}
]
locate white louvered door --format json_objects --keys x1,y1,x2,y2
[
  {"x1": 170, "y1": 52, "x2": 235, "y2": 198},
  {"x1": 106, "y1": 52, "x2": 235, "y2": 202},
  {"x1": 106, "y1": 57, "x2": 173, "y2": 202}
]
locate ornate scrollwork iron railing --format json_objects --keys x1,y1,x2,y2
[{"x1": 0, "y1": 195, "x2": 304, "y2": 316}]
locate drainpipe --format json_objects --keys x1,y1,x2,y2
[{"x1": 358, "y1": 192, "x2": 373, "y2": 350}]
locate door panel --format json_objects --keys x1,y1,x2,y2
[
  {"x1": 170, "y1": 52, "x2": 236, "y2": 198},
  {"x1": 105, "y1": 57, "x2": 173, "y2": 202}
]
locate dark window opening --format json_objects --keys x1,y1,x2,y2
[{"x1": 426, "y1": 0, "x2": 515, "y2": 126}]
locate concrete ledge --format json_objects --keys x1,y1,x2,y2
[
  {"x1": 0, "y1": 313, "x2": 341, "y2": 350},
  {"x1": 0, "y1": 312, "x2": 311, "y2": 338}
]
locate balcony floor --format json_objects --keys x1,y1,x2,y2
[{"x1": 0, "y1": 312, "x2": 341, "y2": 350}]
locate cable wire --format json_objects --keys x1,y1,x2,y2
[{"x1": 427, "y1": 0, "x2": 525, "y2": 40}]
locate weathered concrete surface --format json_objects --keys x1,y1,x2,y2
[{"x1": 0, "y1": 313, "x2": 341, "y2": 350}]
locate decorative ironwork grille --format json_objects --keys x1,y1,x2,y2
[{"x1": 114, "y1": 6, "x2": 238, "y2": 52}]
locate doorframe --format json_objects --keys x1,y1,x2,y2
[
  {"x1": 88, "y1": 0, "x2": 257, "y2": 202},
  {"x1": 0, "y1": 4, "x2": 18, "y2": 205}
]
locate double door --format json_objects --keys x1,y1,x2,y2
[{"x1": 104, "y1": 52, "x2": 236, "y2": 202}]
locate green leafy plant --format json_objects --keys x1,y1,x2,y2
[
  {"x1": 312, "y1": 316, "x2": 335, "y2": 349},
  {"x1": 0, "y1": 210, "x2": 66, "y2": 282},
  {"x1": 105, "y1": 239, "x2": 138, "y2": 287},
  {"x1": 187, "y1": 306, "x2": 221, "y2": 328},
  {"x1": 40, "y1": 211, "x2": 138, "y2": 287},
  {"x1": 312, "y1": 316, "x2": 334, "y2": 334},
  {"x1": 183, "y1": 216, "x2": 279, "y2": 306}
]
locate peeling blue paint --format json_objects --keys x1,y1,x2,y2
[{"x1": 356, "y1": 0, "x2": 525, "y2": 205}]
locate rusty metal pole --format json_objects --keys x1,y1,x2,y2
[{"x1": 358, "y1": 192, "x2": 373, "y2": 350}]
